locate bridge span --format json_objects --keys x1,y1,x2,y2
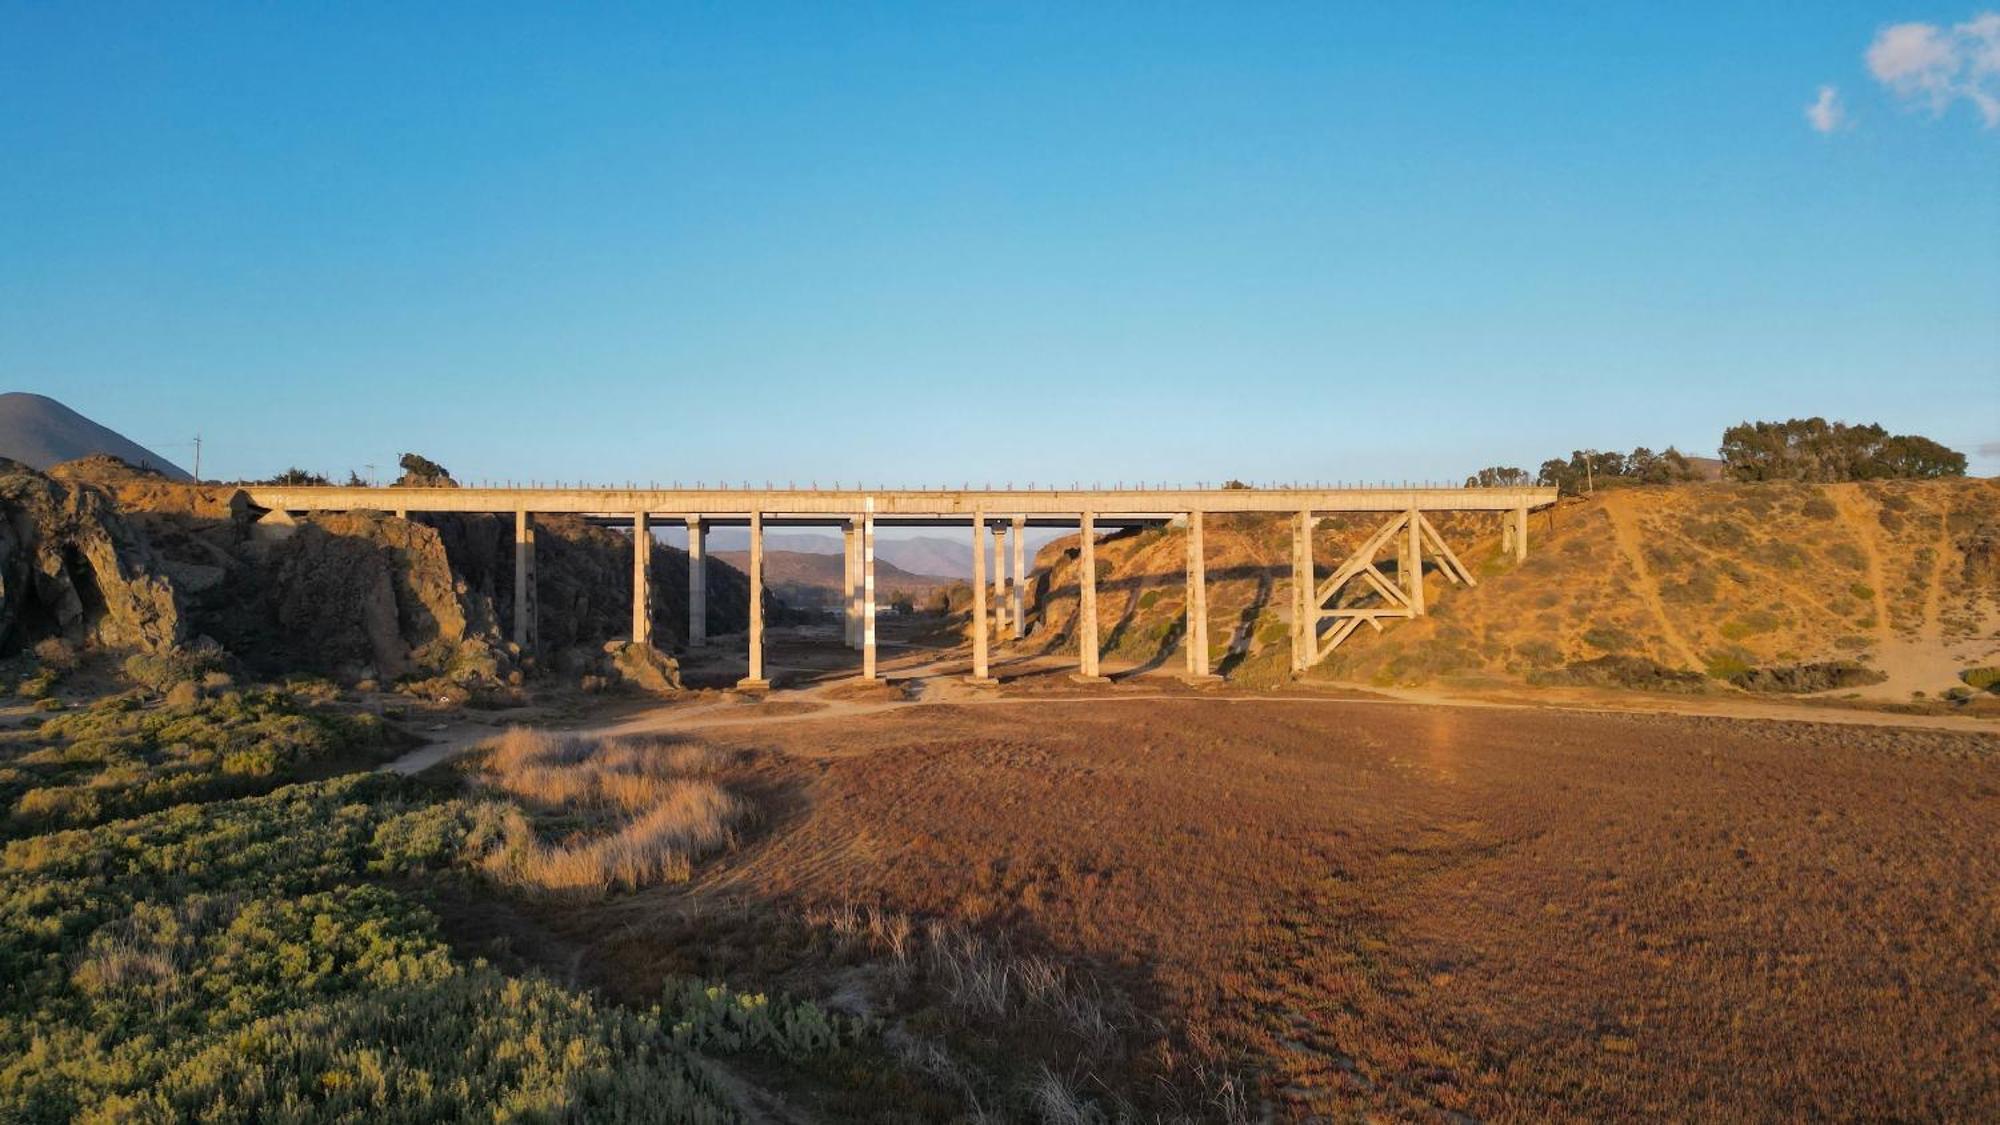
[{"x1": 241, "y1": 485, "x2": 1557, "y2": 688}]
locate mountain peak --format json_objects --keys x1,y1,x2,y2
[{"x1": 0, "y1": 393, "x2": 191, "y2": 480}]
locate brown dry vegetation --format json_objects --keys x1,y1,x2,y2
[
  {"x1": 473, "y1": 728, "x2": 749, "y2": 892},
  {"x1": 1017, "y1": 479, "x2": 2000, "y2": 694},
  {"x1": 481, "y1": 699, "x2": 2000, "y2": 1121}
]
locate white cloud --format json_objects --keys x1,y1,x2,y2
[
  {"x1": 1805, "y1": 85, "x2": 1847, "y2": 132},
  {"x1": 1864, "y1": 11, "x2": 2000, "y2": 127}
]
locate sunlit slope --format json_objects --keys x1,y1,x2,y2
[{"x1": 1017, "y1": 480, "x2": 2000, "y2": 693}]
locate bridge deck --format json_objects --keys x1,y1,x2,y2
[{"x1": 243, "y1": 485, "x2": 1556, "y2": 519}]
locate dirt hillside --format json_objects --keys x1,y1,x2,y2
[{"x1": 1014, "y1": 480, "x2": 2000, "y2": 698}]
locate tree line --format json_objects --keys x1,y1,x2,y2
[{"x1": 1467, "y1": 418, "x2": 1966, "y2": 496}]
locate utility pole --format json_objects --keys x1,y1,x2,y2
[{"x1": 191, "y1": 435, "x2": 202, "y2": 484}]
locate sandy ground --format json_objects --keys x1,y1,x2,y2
[
  {"x1": 452, "y1": 685, "x2": 1997, "y2": 1121},
  {"x1": 385, "y1": 622, "x2": 2000, "y2": 776}
]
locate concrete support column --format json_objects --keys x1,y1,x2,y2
[
  {"x1": 862, "y1": 506, "x2": 878, "y2": 679},
  {"x1": 970, "y1": 512, "x2": 993, "y2": 682},
  {"x1": 513, "y1": 509, "x2": 537, "y2": 654},
  {"x1": 1074, "y1": 512, "x2": 1106, "y2": 681},
  {"x1": 1514, "y1": 504, "x2": 1530, "y2": 562},
  {"x1": 631, "y1": 511, "x2": 653, "y2": 646},
  {"x1": 686, "y1": 517, "x2": 707, "y2": 648},
  {"x1": 1405, "y1": 507, "x2": 1425, "y2": 616},
  {"x1": 1009, "y1": 517, "x2": 1026, "y2": 637},
  {"x1": 1184, "y1": 511, "x2": 1217, "y2": 681},
  {"x1": 738, "y1": 511, "x2": 769, "y2": 691},
  {"x1": 1291, "y1": 510, "x2": 1313, "y2": 673},
  {"x1": 1501, "y1": 513, "x2": 1515, "y2": 556},
  {"x1": 991, "y1": 525, "x2": 1007, "y2": 640},
  {"x1": 843, "y1": 518, "x2": 861, "y2": 649}
]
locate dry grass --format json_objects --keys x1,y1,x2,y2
[
  {"x1": 1021, "y1": 479, "x2": 2000, "y2": 691},
  {"x1": 476, "y1": 728, "x2": 746, "y2": 893},
  {"x1": 671, "y1": 699, "x2": 2000, "y2": 1121}
]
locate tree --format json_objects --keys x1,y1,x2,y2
[
  {"x1": 1720, "y1": 418, "x2": 1965, "y2": 482},
  {"x1": 1530, "y1": 445, "x2": 1700, "y2": 496},
  {"x1": 263, "y1": 468, "x2": 331, "y2": 486},
  {"x1": 1464, "y1": 466, "x2": 1531, "y2": 488},
  {"x1": 1873, "y1": 434, "x2": 1966, "y2": 479},
  {"x1": 393, "y1": 453, "x2": 457, "y2": 488}
]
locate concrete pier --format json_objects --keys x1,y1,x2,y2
[
  {"x1": 1513, "y1": 504, "x2": 1529, "y2": 562},
  {"x1": 991, "y1": 525, "x2": 1007, "y2": 640},
  {"x1": 685, "y1": 516, "x2": 707, "y2": 647},
  {"x1": 1405, "y1": 506, "x2": 1425, "y2": 616},
  {"x1": 631, "y1": 512, "x2": 653, "y2": 646},
  {"x1": 737, "y1": 511, "x2": 769, "y2": 691},
  {"x1": 1183, "y1": 510, "x2": 1218, "y2": 682},
  {"x1": 1291, "y1": 510, "x2": 1313, "y2": 673},
  {"x1": 1010, "y1": 517, "x2": 1026, "y2": 637},
  {"x1": 1073, "y1": 512, "x2": 1106, "y2": 682},
  {"x1": 513, "y1": 509, "x2": 537, "y2": 653},
  {"x1": 861, "y1": 508, "x2": 878, "y2": 679},
  {"x1": 970, "y1": 512, "x2": 993, "y2": 682},
  {"x1": 843, "y1": 518, "x2": 861, "y2": 649}
]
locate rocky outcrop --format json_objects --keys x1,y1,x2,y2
[
  {"x1": 37, "y1": 456, "x2": 772, "y2": 686},
  {"x1": 0, "y1": 460, "x2": 184, "y2": 654},
  {"x1": 262, "y1": 512, "x2": 509, "y2": 683}
]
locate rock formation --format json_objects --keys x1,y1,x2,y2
[{"x1": 0, "y1": 459, "x2": 184, "y2": 654}]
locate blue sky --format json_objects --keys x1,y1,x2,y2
[{"x1": 4, "y1": 3, "x2": 1996, "y2": 484}]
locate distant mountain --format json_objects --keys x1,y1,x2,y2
[
  {"x1": 0, "y1": 393, "x2": 191, "y2": 480},
  {"x1": 701, "y1": 529, "x2": 981, "y2": 579},
  {"x1": 714, "y1": 549, "x2": 953, "y2": 609}
]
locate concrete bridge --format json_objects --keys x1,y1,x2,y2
[{"x1": 241, "y1": 485, "x2": 1557, "y2": 688}]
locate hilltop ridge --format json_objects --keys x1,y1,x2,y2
[{"x1": 0, "y1": 393, "x2": 190, "y2": 480}]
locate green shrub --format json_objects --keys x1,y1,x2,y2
[
  {"x1": 1719, "y1": 610, "x2": 1780, "y2": 640},
  {"x1": 0, "y1": 774, "x2": 851, "y2": 1122},
  {"x1": 1961, "y1": 667, "x2": 2000, "y2": 693},
  {"x1": 1580, "y1": 625, "x2": 1636, "y2": 653},
  {"x1": 1705, "y1": 650, "x2": 1753, "y2": 680},
  {"x1": 8, "y1": 691, "x2": 394, "y2": 835},
  {"x1": 122, "y1": 648, "x2": 224, "y2": 693}
]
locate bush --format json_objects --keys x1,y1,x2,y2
[
  {"x1": 122, "y1": 648, "x2": 224, "y2": 693},
  {"x1": 0, "y1": 772, "x2": 852, "y2": 1122},
  {"x1": 1728, "y1": 663, "x2": 1888, "y2": 694},
  {"x1": 1528, "y1": 656, "x2": 1706, "y2": 693},
  {"x1": 7, "y1": 690, "x2": 393, "y2": 834},
  {"x1": 1961, "y1": 667, "x2": 2000, "y2": 694}
]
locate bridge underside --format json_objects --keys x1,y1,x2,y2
[{"x1": 242, "y1": 485, "x2": 1553, "y2": 688}]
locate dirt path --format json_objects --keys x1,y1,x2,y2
[
  {"x1": 383, "y1": 664, "x2": 1997, "y2": 773},
  {"x1": 1601, "y1": 498, "x2": 1709, "y2": 672},
  {"x1": 1832, "y1": 486, "x2": 1897, "y2": 640}
]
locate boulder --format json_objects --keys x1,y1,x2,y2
[{"x1": 605, "y1": 640, "x2": 683, "y2": 694}]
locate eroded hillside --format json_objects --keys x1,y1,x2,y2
[
  {"x1": 1014, "y1": 480, "x2": 2000, "y2": 698},
  {"x1": 6, "y1": 457, "x2": 767, "y2": 695}
]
